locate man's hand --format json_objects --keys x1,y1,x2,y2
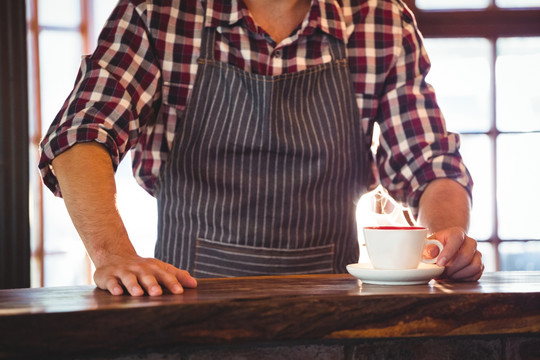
[
  {"x1": 418, "y1": 178, "x2": 484, "y2": 282},
  {"x1": 52, "y1": 143, "x2": 197, "y2": 296},
  {"x1": 426, "y1": 226, "x2": 484, "y2": 281},
  {"x1": 93, "y1": 254, "x2": 197, "y2": 296}
]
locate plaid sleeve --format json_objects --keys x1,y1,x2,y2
[
  {"x1": 374, "y1": 3, "x2": 473, "y2": 215},
  {"x1": 38, "y1": 0, "x2": 161, "y2": 197}
]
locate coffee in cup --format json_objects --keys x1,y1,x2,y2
[{"x1": 363, "y1": 226, "x2": 444, "y2": 270}]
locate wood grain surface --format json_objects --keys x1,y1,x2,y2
[{"x1": 0, "y1": 272, "x2": 539, "y2": 359}]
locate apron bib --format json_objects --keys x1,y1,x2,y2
[{"x1": 155, "y1": 25, "x2": 370, "y2": 277}]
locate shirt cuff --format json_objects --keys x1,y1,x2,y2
[
  {"x1": 39, "y1": 126, "x2": 120, "y2": 197},
  {"x1": 405, "y1": 154, "x2": 473, "y2": 217}
]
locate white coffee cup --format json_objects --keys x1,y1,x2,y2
[{"x1": 363, "y1": 226, "x2": 444, "y2": 270}]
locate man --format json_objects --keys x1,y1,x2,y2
[{"x1": 39, "y1": 0, "x2": 484, "y2": 296}]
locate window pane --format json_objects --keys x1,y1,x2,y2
[
  {"x1": 44, "y1": 253, "x2": 91, "y2": 286},
  {"x1": 460, "y1": 135, "x2": 494, "y2": 240},
  {"x1": 499, "y1": 241, "x2": 540, "y2": 271},
  {"x1": 477, "y1": 241, "x2": 496, "y2": 272},
  {"x1": 423, "y1": 38, "x2": 491, "y2": 133},
  {"x1": 416, "y1": 0, "x2": 489, "y2": 10},
  {"x1": 39, "y1": 30, "x2": 82, "y2": 133},
  {"x1": 90, "y1": 0, "x2": 117, "y2": 51},
  {"x1": 38, "y1": 0, "x2": 80, "y2": 28},
  {"x1": 42, "y1": 190, "x2": 90, "y2": 286},
  {"x1": 497, "y1": 133, "x2": 540, "y2": 239},
  {"x1": 39, "y1": 29, "x2": 86, "y2": 286},
  {"x1": 27, "y1": 31, "x2": 39, "y2": 137},
  {"x1": 116, "y1": 153, "x2": 158, "y2": 258},
  {"x1": 27, "y1": 26, "x2": 43, "y2": 287},
  {"x1": 496, "y1": 37, "x2": 540, "y2": 132},
  {"x1": 496, "y1": 0, "x2": 540, "y2": 8}
]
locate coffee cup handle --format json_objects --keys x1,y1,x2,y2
[{"x1": 422, "y1": 239, "x2": 444, "y2": 264}]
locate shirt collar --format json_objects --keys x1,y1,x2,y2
[
  {"x1": 204, "y1": 0, "x2": 347, "y2": 41},
  {"x1": 204, "y1": 0, "x2": 243, "y2": 28}
]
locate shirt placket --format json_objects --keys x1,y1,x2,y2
[{"x1": 240, "y1": 7, "x2": 318, "y2": 76}]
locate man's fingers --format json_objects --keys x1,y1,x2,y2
[
  {"x1": 444, "y1": 236, "x2": 477, "y2": 277},
  {"x1": 174, "y1": 268, "x2": 198, "y2": 289},
  {"x1": 155, "y1": 268, "x2": 184, "y2": 294},
  {"x1": 116, "y1": 272, "x2": 144, "y2": 296},
  {"x1": 427, "y1": 227, "x2": 485, "y2": 282},
  {"x1": 97, "y1": 275, "x2": 125, "y2": 296},
  {"x1": 93, "y1": 257, "x2": 197, "y2": 296},
  {"x1": 94, "y1": 268, "x2": 124, "y2": 296},
  {"x1": 432, "y1": 228, "x2": 467, "y2": 267},
  {"x1": 447, "y1": 251, "x2": 484, "y2": 281},
  {"x1": 157, "y1": 266, "x2": 197, "y2": 294},
  {"x1": 423, "y1": 244, "x2": 441, "y2": 259},
  {"x1": 139, "y1": 274, "x2": 163, "y2": 296}
]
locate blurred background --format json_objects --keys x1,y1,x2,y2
[{"x1": 21, "y1": 0, "x2": 540, "y2": 287}]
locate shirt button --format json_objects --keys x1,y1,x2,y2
[{"x1": 273, "y1": 50, "x2": 281, "y2": 58}]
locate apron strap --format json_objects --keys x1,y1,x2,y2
[
  {"x1": 200, "y1": 25, "x2": 217, "y2": 61},
  {"x1": 327, "y1": 35, "x2": 347, "y2": 61}
]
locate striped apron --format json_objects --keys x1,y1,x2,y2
[{"x1": 155, "y1": 25, "x2": 370, "y2": 277}]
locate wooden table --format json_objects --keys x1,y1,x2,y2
[{"x1": 1, "y1": 272, "x2": 539, "y2": 359}]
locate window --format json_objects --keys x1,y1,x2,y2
[
  {"x1": 27, "y1": 0, "x2": 540, "y2": 287},
  {"x1": 27, "y1": 0, "x2": 157, "y2": 287},
  {"x1": 402, "y1": 0, "x2": 540, "y2": 271}
]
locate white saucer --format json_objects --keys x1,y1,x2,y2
[{"x1": 346, "y1": 262, "x2": 445, "y2": 285}]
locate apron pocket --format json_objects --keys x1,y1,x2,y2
[{"x1": 193, "y1": 238, "x2": 335, "y2": 278}]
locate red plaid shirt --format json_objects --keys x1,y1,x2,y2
[{"x1": 39, "y1": 0, "x2": 472, "y2": 212}]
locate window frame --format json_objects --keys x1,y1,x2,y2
[
  {"x1": 26, "y1": 0, "x2": 96, "y2": 287},
  {"x1": 406, "y1": 2, "x2": 540, "y2": 38},
  {"x1": 403, "y1": 0, "x2": 540, "y2": 270},
  {"x1": 25, "y1": 1, "x2": 540, "y2": 284},
  {"x1": 0, "y1": 0, "x2": 31, "y2": 289}
]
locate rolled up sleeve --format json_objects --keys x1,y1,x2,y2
[{"x1": 375, "y1": 5, "x2": 473, "y2": 215}]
